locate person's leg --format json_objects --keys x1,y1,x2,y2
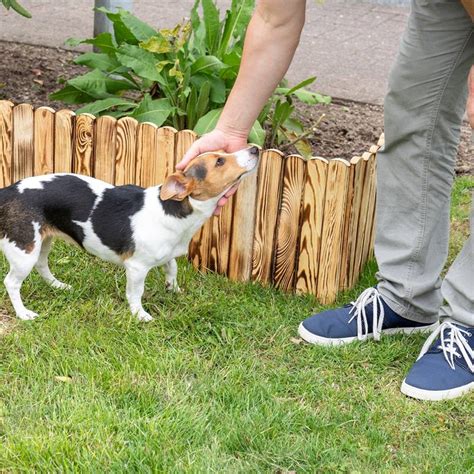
[
  {"x1": 439, "y1": 198, "x2": 474, "y2": 326},
  {"x1": 376, "y1": 0, "x2": 474, "y2": 323},
  {"x1": 400, "y1": 198, "x2": 473, "y2": 401},
  {"x1": 299, "y1": 0, "x2": 473, "y2": 344}
]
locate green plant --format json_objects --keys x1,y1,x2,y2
[
  {"x1": 1, "y1": 0, "x2": 31, "y2": 17},
  {"x1": 52, "y1": 0, "x2": 330, "y2": 148}
]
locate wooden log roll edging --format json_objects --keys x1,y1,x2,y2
[{"x1": 0, "y1": 101, "x2": 383, "y2": 303}]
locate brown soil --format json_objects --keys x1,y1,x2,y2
[{"x1": 0, "y1": 40, "x2": 472, "y2": 174}]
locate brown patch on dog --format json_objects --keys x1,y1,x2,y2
[
  {"x1": 40, "y1": 224, "x2": 80, "y2": 247},
  {"x1": 119, "y1": 249, "x2": 135, "y2": 261},
  {"x1": 0, "y1": 198, "x2": 37, "y2": 251},
  {"x1": 185, "y1": 152, "x2": 252, "y2": 201}
]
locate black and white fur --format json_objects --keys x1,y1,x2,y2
[{"x1": 0, "y1": 147, "x2": 259, "y2": 321}]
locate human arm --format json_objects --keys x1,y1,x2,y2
[
  {"x1": 460, "y1": 0, "x2": 474, "y2": 21},
  {"x1": 176, "y1": 0, "x2": 306, "y2": 208}
]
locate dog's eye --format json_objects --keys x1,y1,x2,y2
[{"x1": 215, "y1": 157, "x2": 225, "y2": 167}]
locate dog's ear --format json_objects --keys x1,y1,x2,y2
[{"x1": 160, "y1": 172, "x2": 195, "y2": 201}]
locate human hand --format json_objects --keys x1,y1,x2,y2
[{"x1": 176, "y1": 128, "x2": 248, "y2": 215}]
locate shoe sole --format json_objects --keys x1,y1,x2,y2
[
  {"x1": 401, "y1": 380, "x2": 474, "y2": 401},
  {"x1": 297, "y1": 321, "x2": 439, "y2": 346}
]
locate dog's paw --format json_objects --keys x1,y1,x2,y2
[
  {"x1": 17, "y1": 309, "x2": 39, "y2": 320},
  {"x1": 136, "y1": 310, "x2": 153, "y2": 322},
  {"x1": 165, "y1": 281, "x2": 181, "y2": 293},
  {"x1": 52, "y1": 280, "x2": 72, "y2": 291}
]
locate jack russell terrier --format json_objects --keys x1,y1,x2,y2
[{"x1": 0, "y1": 146, "x2": 259, "y2": 321}]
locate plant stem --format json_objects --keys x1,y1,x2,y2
[{"x1": 279, "y1": 113, "x2": 326, "y2": 151}]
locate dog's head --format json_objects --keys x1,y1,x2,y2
[{"x1": 160, "y1": 146, "x2": 260, "y2": 202}]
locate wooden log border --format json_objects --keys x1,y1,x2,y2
[{"x1": 0, "y1": 101, "x2": 383, "y2": 303}]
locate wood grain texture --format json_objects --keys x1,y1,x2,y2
[
  {"x1": 73, "y1": 114, "x2": 95, "y2": 176},
  {"x1": 94, "y1": 115, "x2": 116, "y2": 184},
  {"x1": 115, "y1": 117, "x2": 138, "y2": 185},
  {"x1": 273, "y1": 155, "x2": 306, "y2": 292},
  {"x1": 360, "y1": 153, "x2": 377, "y2": 269},
  {"x1": 54, "y1": 110, "x2": 75, "y2": 173},
  {"x1": 135, "y1": 122, "x2": 158, "y2": 188},
  {"x1": 34, "y1": 107, "x2": 55, "y2": 176},
  {"x1": 338, "y1": 157, "x2": 358, "y2": 290},
  {"x1": 347, "y1": 156, "x2": 366, "y2": 288},
  {"x1": 0, "y1": 100, "x2": 13, "y2": 187},
  {"x1": 317, "y1": 159, "x2": 350, "y2": 304},
  {"x1": 208, "y1": 195, "x2": 235, "y2": 275},
  {"x1": 156, "y1": 126, "x2": 176, "y2": 183},
  {"x1": 227, "y1": 170, "x2": 258, "y2": 281},
  {"x1": 352, "y1": 152, "x2": 372, "y2": 284},
  {"x1": 12, "y1": 103, "x2": 34, "y2": 181},
  {"x1": 295, "y1": 158, "x2": 328, "y2": 295},
  {"x1": 175, "y1": 129, "x2": 197, "y2": 167},
  {"x1": 251, "y1": 150, "x2": 284, "y2": 285}
]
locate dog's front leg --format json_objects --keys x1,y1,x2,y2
[
  {"x1": 163, "y1": 259, "x2": 181, "y2": 293},
  {"x1": 124, "y1": 261, "x2": 152, "y2": 322}
]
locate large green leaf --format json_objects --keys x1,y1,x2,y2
[
  {"x1": 3, "y1": 0, "x2": 31, "y2": 17},
  {"x1": 49, "y1": 85, "x2": 96, "y2": 104},
  {"x1": 74, "y1": 52, "x2": 121, "y2": 72},
  {"x1": 285, "y1": 76, "x2": 316, "y2": 95},
  {"x1": 248, "y1": 120, "x2": 265, "y2": 146},
  {"x1": 190, "y1": 56, "x2": 225, "y2": 75},
  {"x1": 194, "y1": 107, "x2": 223, "y2": 136},
  {"x1": 276, "y1": 83, "x2": 331, "y2": 105},
  {"x1": 76, "y1": 98, "x2": 136, "y2": 116},
  {"x1": 218, "y1": 0, "x2": 254, "y2": 55},
  {"x1": 195, "y1": 81, "x2": 211, "y2": 119},
  {"x1": 191, "y1": 75, "x2": 226, "y2": 104},
  {"x1": 68, "y1": 69, "x2": 135, "y2": 99},
  {"x1": 116, "y1": 44, "x2": 162, "y2": 82},
  {"x1": 201, "y1": 0, "x2": 221, "y2": 54},
  {"x1": 130, "y1": 95, "x2": 172, "y2": 126},
  {"x1": 119, "y1": 9, "x2": 156, "y2": 42},
  {"x1": 190, "y1": 0, "x2": 206, "y2": 53},
  {"x1": 95, "y1": 7, "x2": 156, "y2": 44},
  {"x1": 78, "y1": 33, "x2": 117, "y2": 55}
]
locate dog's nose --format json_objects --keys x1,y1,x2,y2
[{"x1": 249, "y1": 146, "x2": 259, "y2": 156}]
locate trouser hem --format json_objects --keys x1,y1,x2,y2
[{"x1": 378, "y1": 286, "x2": 439, "y2": 325}]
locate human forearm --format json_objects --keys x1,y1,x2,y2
[
  {"x1": 460, "y1": 0, "x2": 474, "y2": 20},
  {"x1": 216, "y1": 0, "x2": 306, "y2": 138}
]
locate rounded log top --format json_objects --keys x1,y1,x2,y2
[{"x1": 0, "y1": 101, "x2": 383, "y2": 166}]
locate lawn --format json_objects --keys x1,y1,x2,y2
[{"x1": 1, "y1": 176, "x2": 473, "y2": 472}]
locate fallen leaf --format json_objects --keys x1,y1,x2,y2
[
  {"x1": 290, "y1": 337, "x2": 303, "y2": 345},
  {"x1": 54, "y1": 376, "x2": 73, "y2": 383},
  {"x1": 32, "y1": 68, "x2": 42, "y2": 76},
  {"x1": 33, "y1": 79, "x2": 44, "y2": 86}
]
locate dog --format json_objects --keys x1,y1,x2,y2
[{"x1": 0, "y1": 146, "x2": 259, "y2": 321}]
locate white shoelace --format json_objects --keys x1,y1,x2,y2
[
  {"x1": 348, "y1": 287, "x2": 385, "y2": 341},
  {"x1": 417, "y1": 321, "x2": 474, "y2": 372}
]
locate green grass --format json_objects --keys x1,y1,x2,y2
[{"x1": 1, "y1": 177, "x2": 473, "y2": 472}]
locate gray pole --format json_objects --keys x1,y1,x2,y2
[{"x1": 94, "y1": 0, "x2": 134, "y2": 37}]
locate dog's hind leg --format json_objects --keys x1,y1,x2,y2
[
  {"x1": 35, "y1": 237, "x2": 72, "y2": 290},
  {"x1": 163, "y1": 259, "x2": 181, "y2": 293},
  {"x1": 2, "y1": 230, "x2": 42, "y2": 320},
  {"x1": 124, "y1": 260, "x2": 152, "y2": 322}
]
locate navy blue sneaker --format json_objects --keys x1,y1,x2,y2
[
  {"x1": 298, "y1": 288, "x2": 438, "y2": 345},
  {"x1": 401, "y1": 322, "x2": 474, "y2": 401}
]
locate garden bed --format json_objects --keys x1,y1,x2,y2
[{"x1": 1, "y1": 40, "x2": 472, "y2": 174}]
